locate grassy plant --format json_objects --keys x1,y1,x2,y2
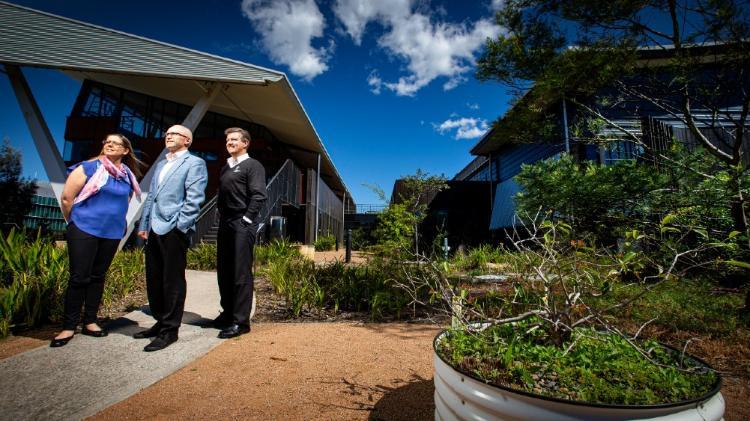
[
  {"x1": 598, "y1": 278, "x2": 750, "y2": 337},
  {"x1": 450, "y1": 244, "x2": 515, "y2": 275},
  {"x1": 0, "y1": 229, "x2": 147, "y2": 338},
  {"x1": 255, "y1": 238, "x2": 300, "y2": 268},
  {"x1": 0, "y1": 229, "x2": 68, "y2": 336},
  {"x1": 187, "y1": 242, "x2": 217, "y2": 270},
  {"x1": 101, "y1": 249, "x2": 145, "y2": 314},
  {"x1": 314, "y1": 234, "x2": 337, "y2": 251},
  {"x1": 438, "y1": 321, "x2": 718, "y2": 405},
  {"x1": 264, "y1": 255, "x2": 428, "y2": 319}
]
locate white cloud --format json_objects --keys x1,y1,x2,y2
[
  {"x1": 333, "y1": 0, "x2": 503, "y2": 96},
  {"x1": 367, "y1": 70, "x2": 383, "y2": 94},
  {"x1": 241, "y1": 0, "x2": 332, "y2": 81},
  {"x1": 435, "y1": 117, "x2": 489, "y2": 140},
  {"x1": 467, "y1": 102, "x2": 480, "y2": 110},
  {"x1": 490, "y1": 0, "x2": 506, "y2": 11},
  {"x1": 332, "y1": 0, "x2": 413, "y2": 45}
]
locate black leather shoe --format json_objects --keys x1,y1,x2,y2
[
  {"x1": 212, "y1": 314, "x2": 232, "y2": 329},
  {"x1": 81, "y1": 326, "x2": 108, "y2": 337},
  {"x1": 50, "y1": 335, "x2": 74, "y2": 347},
  {"x1": 133, "y1": 324, "x2": 161, "y2": 339},
  {"x1": 218, "y1": 324, "x2": 250, "y2": 339},
  {"x1": 144, "y1": 334, "x2": 178, "y2": 352}
]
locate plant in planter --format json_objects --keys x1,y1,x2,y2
[{"x1": 397, "y1": 218, "x2": 726, "y2": 419}]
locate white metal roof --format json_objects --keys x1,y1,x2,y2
[{"x1": 0, "y1": 1, "x2": 350, "y2": 197}]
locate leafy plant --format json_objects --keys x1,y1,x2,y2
[
  {"x1": 438, "y1": 321, "x2": 718, "y2": 405},
  {"x1": 255, "y1": 238, "x2": 300, "y2": 268},
  {"x1": 314, "y1": 234, "x2": 336, "y2": 252},
  {"x1": 0, "y1": 229, "x2": 147, "y2": 338},
  {"x1": 187, "y1": 242, "x2": 217, "y2": 270},
  {"x1": 101, "y1": 249, "x2": 145, "y2": 314}
]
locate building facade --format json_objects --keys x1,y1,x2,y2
[{"x1": 0, "y1": 1, "x2": 353, "y2": 246}]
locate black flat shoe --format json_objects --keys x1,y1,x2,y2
[
  {"x1": 81, "y1": 327, "x2": 108, "y2": 337},
  {"x1": 218, "y1": 324, "x2": 250, "y2": 339},
  {"x1": 50, "y1": 335, "x2": 73, "y2": 348}
]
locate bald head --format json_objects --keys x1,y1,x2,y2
[{"x1": 165, "y1": 124, "x2": 193, "y2": 153}]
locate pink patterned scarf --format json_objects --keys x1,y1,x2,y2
[{"x1": 73, "y1": 157, "x2": 142, "y2": 205}]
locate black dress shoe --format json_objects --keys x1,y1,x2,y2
[
  {"x1": 218, "y1": 324, "x2": 250, "y2": 339},
  {"x1": 133, "y1": 324, "x2": 162, "y2": 339},
  {"x1": 50, "y1": 335, "x2": 74, "y2": 347},
  {"x1": 144, "y1": 334, "x2": 178, "y2": 352},
  {"x1": 81, "y1": 327, "x2": 108, "y2": 337},
  {"x1": 212, "y1": 314, "x2": 232, "y2": 329}
]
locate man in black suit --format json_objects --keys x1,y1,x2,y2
[{"x1": 214, "y1": 127, "x2": 267, "y2": 338}]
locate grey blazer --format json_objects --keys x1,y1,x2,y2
[{"x1": 138, "y1": 152, "x2": 208, "y2": 236}]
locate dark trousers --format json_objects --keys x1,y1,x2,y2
[
  {"x1": 145, "y1": 228, "x2": 189, "y2": 335},
  {"x1": 217, "y1": 218, "x2": 256, "y2": 327},
  {"x1": 62, "y1": 223, "x2": 119, "y2": 330}
]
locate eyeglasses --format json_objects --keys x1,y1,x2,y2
[
  {"x1": 165, "y1": 132, "x2": 189, "y2": 139},
  {"x1": 102, "y1": 140, "x2": 125, "y2": 147}
]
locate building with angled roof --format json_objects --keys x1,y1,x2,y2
[
  {"x1": 0, "y1": 1, "x2": 353, "y2": 246},
  {"x1": 450, "y1": 42, "x2": 750, "y2": 242}
]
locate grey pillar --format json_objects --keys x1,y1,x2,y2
[{"x1": 5, "y1": 64, "x2": 67, "y2": 204}]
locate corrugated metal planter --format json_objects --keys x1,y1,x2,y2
[{"x1": 433, "y1": 330, "x2": 725, "y2": 421}]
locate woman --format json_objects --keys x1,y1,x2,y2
[{"x1": 50, "y1": 134, "x2": 143, "y2": 347}]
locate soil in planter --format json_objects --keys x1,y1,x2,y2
[{"x1": 437, "y1": 321, "x2": 718, "y2": 406}]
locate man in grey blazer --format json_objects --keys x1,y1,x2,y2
[{"x1": 135, "y1": 124, "x2": 208, "y2": 352}]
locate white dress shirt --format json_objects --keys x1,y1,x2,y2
[
  {"x1": 227, "y1": 153, "x2": 249, "y2": 169},
  {"x1": 158, "y1": 149, "x2": 188, "y2": 185}
]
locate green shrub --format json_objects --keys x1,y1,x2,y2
[
  {"x1": 187, "y1": 242, "x2": 217, "y2": 270},
  {"x1": 102, "y1": 249, "x2": 145, "y2": 313},
  {"x1": 255, "y1": 238, "x2": 300, "y2": 268},
  {"x1": 350, "y1": 228, "x2": 374, "y2": 250},
  {"x1": 0, "y1": 229, "x2": 147, "y2": 338},
  {"x1": 438, "y1": 322, "x2": 718, "y2": 405},
  {"x1": 0, "y1": 229, "x2": 68, "y2": 337},
  {"x1": 265, "y1": 256, "x2": 431, "y2": 319},
  {"x1": 314, "y1": 234, "x2": 336, "y2": 251},
  {"x1": 450, "y1": 244, "x2": 514, "y2": 274}
]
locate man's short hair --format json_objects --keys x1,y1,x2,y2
[{"x1": 224, "y1": 127, "x2": 251, "y2": 143}]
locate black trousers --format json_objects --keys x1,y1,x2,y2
[
  {"x1": 145, "y1": 228, "x2": 189, "y2": 335},
  {"x1": 62, "y1": 223, "x2": 119, "y2": 330},
  {"x1": 217, "y1": 218, "x2": 256, "y2": 327}
]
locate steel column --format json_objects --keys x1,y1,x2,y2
[{"x1": 5, "y1": 64, "x2": 67, "y2": 204}]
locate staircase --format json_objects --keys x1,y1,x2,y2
[{"x1": 192, "y1": 159, "x2": 301, "y2": 245}]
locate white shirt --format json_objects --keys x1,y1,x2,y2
[
  {"x1": 158, "y1": 149, "x2": 188, "y2": 185},
  {"x1": 227, "y1": 153, "x2": 249, "y2": 169},
  {"x1": 226, "y1": 153, "x2": 253, "y2": 224}
]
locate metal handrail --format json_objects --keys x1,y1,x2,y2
[
  {"x1": 255, "y1": 159, "x2": 301, "y2": 240},
  {"x1": 191, "y1": 195, "x2": 219, "y2": 245}
]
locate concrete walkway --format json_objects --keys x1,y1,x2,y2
[{"x1": 0, "y1": 270, "x2": 224, "y2": 421}]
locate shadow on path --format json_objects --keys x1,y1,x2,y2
[{"x1": 369, "y1": 376, "x2": 434, "y2": 421}]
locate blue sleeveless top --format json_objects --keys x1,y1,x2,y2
[{"x1": 69, "y1": 160, "x2": 132, "y2": 240}]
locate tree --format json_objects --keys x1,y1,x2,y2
[
  {"x1": 477, "y1": 0, "x2": 750, "y2": 308},
  {"x1": 0, "y1": 138, "x2": 37, "y2": 232},
  {"x1": 372, "y1": 170, "x2": 448, "y2": 257}
]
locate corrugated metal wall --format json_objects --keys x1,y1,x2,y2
[{"x1": 490, "y1": 143, "x2": 564, "y2": 230}]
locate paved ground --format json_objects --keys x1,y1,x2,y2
[
  {"x1": 0, "y1": 267, "x2": 442, "y2": 421},
  {"x1": 0, "y1": 270, "x2": 224, "y2": 421},
  {"x1": 92, "y1": 322, "x2": 440, "y2": 420}
]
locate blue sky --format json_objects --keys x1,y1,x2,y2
[{"x1": 1, "y1": 0, "x2": 513, "y2": 205}]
